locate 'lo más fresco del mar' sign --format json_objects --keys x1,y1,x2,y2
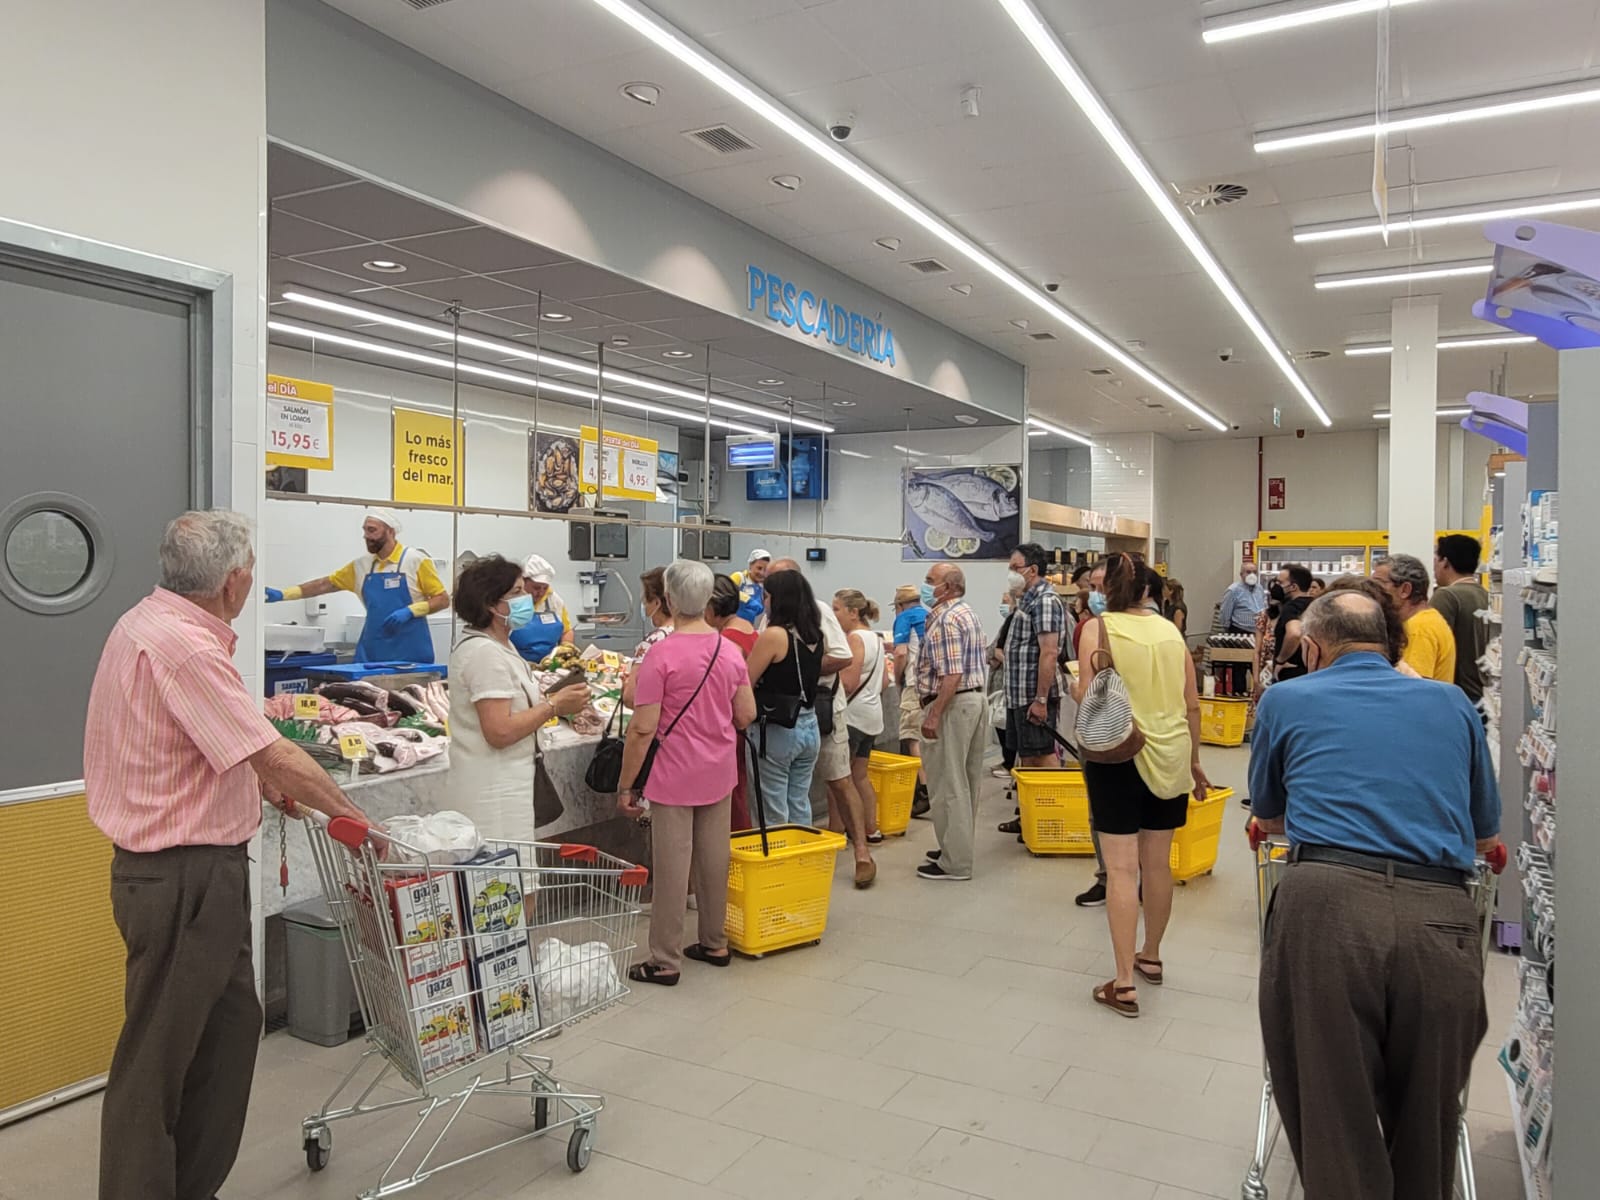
[{"x1": 747, "y1": 265, "x2": 897, "y2": 366}]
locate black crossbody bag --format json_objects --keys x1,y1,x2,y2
[{"x1": 586, "y1": 638, "x2": 721, "y2": 794}]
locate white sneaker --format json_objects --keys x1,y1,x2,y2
[{"x1": 990, "y1": 766, "x2": 1011, "y2": 779}]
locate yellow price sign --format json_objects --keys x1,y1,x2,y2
[
  {"x1": 339, "y1": 733, "x2": 369, "y2": 761},
  {"x1": 293, "y1": 694, "x2": 321, "y2": 720},
  {"x1": 601, "y1": 651, "x2": 621, "y2": 671},
  {"x1": 442, "y1": 716, "x2": 451, "y2": 738}
]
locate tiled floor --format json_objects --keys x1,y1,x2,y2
[{"x1": 2, "y1": 746, "x2": 1527, "y2": 1200}]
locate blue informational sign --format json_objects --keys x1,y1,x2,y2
[{"x1": 747, "y1": 265, "x2": 896, "y2": 366}]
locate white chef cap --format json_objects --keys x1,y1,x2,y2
[
  {"x1": 364, "y1": 507, "x2": 403, "y2": 535},
  {"x1": 522, "y1": 554, "x2": 555, "y2": 584}
]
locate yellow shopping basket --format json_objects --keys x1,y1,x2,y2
[
  {"x1": 866, "y1": 750, "x2": 921, "y2": 836},
  {"x1": 1011, "y1": 767, "x2": 1093, "y2": 856},
  {"x1": 1169, "y1": 787, "x2": 1234, "y2": 881},
  {"x1": 1198, "y1": 697, "x2": 1250, "y2": 747},
  {"x1": 725, "y1": 825, "x2": 848, "y2": 956}
]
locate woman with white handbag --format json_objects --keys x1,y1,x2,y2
[{"x1": 1073, "y1": 554, "x2": 1211, "y2": 1020}]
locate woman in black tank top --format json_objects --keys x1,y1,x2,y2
[{"x1": 745, "y1": 572, "x2": 826, "y2": 829}]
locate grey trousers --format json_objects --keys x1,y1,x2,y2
[
  {"x1": 100, "y1": 844, "x2": 261, "y2": 1200},
  {"x1": 1259, "y1": 862, "x2": 1488, "y2": 1200},
  {"x1": 647, "y1": 797, "x2": 731, "y2": 972},
  {"x1": 925, "y1": 692, "x2": 988, "y2": 877}
]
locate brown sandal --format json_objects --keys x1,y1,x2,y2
[
  {"x1": 1134, "y1": 956, "x2": 1164, "y2": 985},
  {"x1": 1093, "y1": 981, "x2": 1140, "y2": 1018}
]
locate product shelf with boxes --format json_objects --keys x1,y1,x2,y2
[
  {"x1": 1254, "y1": 527, "x2": 1485, "y2": 581},
  {"x1": 1499, "y1": 485, "x2": 1557, "y2": 1196}
]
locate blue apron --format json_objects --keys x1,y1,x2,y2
[
  {"x1": 356, "y1": 561, "x2": 435, "y2": 663},
  {"x1": 510, "y1": 609, "x2": 565, "y2": 663}
]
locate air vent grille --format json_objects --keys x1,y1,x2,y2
[
  {"x1": 905, "y1": 258, "x2": 951, "y2": 275},
  {"x1": 400, "y1": 0, "x2": 455, "y2": 9},
  {"x1": 1027, "y1": 331, "x2": 1057, "y2": 341},
  {"x1": 1176, "y1": 181, "x2": 1249, "y2": 212},
  {"x1": 1086, "y1": 367, "x2": 1115, "y2": 378},
  {"x1": 684, "y1": 125, "x2": 760, "y2": 155}
]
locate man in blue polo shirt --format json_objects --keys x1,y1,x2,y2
[{"x1": 1248, "y1": 590, "x2": 1501, "y2": 1200}]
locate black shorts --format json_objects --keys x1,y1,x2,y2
[
  {"x1": 847, "y1": 726, "x2": 877, "y2": 760},
  {"x1": 1006, "y1": 701, "x2": 1060, "y2": 758},
  {"x1": 1083, "y1": 759, "x2": 1189, "y2": 835}
]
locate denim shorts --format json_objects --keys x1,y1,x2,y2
[{"x1": 1006, "y1": 701, "x2": 1060, "y2": 757}]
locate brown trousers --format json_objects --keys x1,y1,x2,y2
[
  {"x1": 100, "y1": 844, "x2": 261, "y2": 1200},
  {"x1": 647, "y1": 798, "x2": 731, "y2": 973},
  {"x1": 1260, "y1": 862, "x2": 1488, "y2": 1200}
]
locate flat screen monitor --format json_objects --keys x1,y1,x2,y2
[
  {"x1": 700, "y1": 518, "x2": 731, "y2": 562},
  {"x1": 726, "y1": 434, "x2": 778, "y2": 471},
  {"x1": 591, "y1": 518, "x2": 629, "y2": 561}
]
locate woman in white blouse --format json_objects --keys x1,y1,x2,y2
[
  {"x1": 832, "y1": 589, "x2": 888, "y2": 844},
  {"x1": 447, "y1": 556, "x2": 587, "y2": 839}
]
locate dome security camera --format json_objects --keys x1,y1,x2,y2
[
  {"x1": 1218, "y1": 347, "x2": 1235, "y2": 363},
  {"x1": 1043, "y1": 277, "x2": 1062, "y2": 293},
  {"x1": 828, "y1": 113, "x2": 856, "y2": 141}
]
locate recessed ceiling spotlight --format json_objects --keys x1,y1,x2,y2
[
  {"x1": 833, "y1": 399, "x2": 857, "y2": 407},
  {"x1": 662, "y1": 349, "x2": 695, "y2": 359},
  {"x1": 362, "y1": 259, "x2": 406, "y2": 274},
  {"x1": 874, "y1": 236, "x2": 902, "y2": 251},
  {"x1": 954, "y1": 413, "x2": 979, "y2": 425},
  {"x1": 770, "y1": 174, "x2": 803, "y2": 191},
  {"x1": 1292, "y1": 349, "x2": 1331, "y2": 361},
  {"x1": 1010, "y1": 318, "x2": 1030, "y2": 330},
  {"x1": 1125, "y1": 339, "x2": 1146, "y2": 351},
  {"x1": 757, "y1": 378, "x2": 785, "y2": 386},
  {"x1": 541, "y1": 311, "x2": 572, "y2": 322},
  {"x1": 949, "y1": 283, "x2": 973, "y2": 296},
  {"x1": 620, "y1": 81, "x2": 662, "y2": 106},
  {"x1": 609, "y1": 335, "x2": 631, "y2": 347}
]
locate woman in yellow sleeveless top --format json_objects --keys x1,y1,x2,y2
[{"x1": 1074, "y1": 554, "x2": 1210, "y2": 1019}]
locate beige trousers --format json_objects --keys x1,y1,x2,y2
[
  {"x1": 648, "y1": 797, "x2": 731, "y2": 972},
  {"x1": 924, "y1": 691, "x2": 988, "y2": 877}
]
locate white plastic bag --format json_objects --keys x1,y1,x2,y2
[
  {"x1": 533, "y1": 937, "x2": 621, "y2": 1024},
  {"x1": 381, "y1": 811, "x2": 482, "y2": 864},
  {"x1": 425, "y1": 810, "x2": 481, "y2": 863}
]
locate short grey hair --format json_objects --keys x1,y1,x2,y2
[
  {"x1": 663, "y1": 559, "x2": 714, "y2": 618},
  {"x1": 1376, "y1": 553, "x2": 1429, "y2": 600},
  {"x1": 159, "y1": 510, "x2": 255, "y2": 596},
  {"x1": 1302, "y1": 591, "x2": 1387, "y2": 651}
]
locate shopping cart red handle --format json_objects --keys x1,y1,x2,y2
[
  {"x1": 559, "y1": 843, "x2": 600, "y2": 864},
  {"x1": 1486, "y1": 842, "x2": 1508, "y2": 875},
  {"x1": 328, "y1": 816, "x2": 372, "y2": 849},
  {"x1": 1246, "y1": 819, "x2": 1265, "y2": 851}
]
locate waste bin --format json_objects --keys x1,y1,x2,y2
[{"x1": 282, "y1": 899, "x2": 358, "y2": 1047}]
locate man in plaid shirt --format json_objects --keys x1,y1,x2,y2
[
  {"x1": 1004, "y1": 542, "x2": 1066, "y2": 768},
  {"x1": 915, "y1": 563, "x2": 990, "y2": 881}
]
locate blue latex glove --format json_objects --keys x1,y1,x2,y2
[
  {"x1": 264, "y1": 587, "x2": 284, "y2": 603},
  {"x1": 380, "y1": 608, "x2": 415, "y2": 635}
]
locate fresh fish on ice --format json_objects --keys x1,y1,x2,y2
[
  {"x1": 905, "y1": 477, "x2": 990, "y2": 542},
  {"x1": 923, "y1": 470, "x2": 1018, "y2": 521}
]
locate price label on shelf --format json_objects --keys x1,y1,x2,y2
[
  {"x1": 338, "y1": 733, "x2": 369, "y2": 761},
  {"x1": 265, "y1": 375, "x2": 334, "y2": 470},
  {"x1": 602, "y1": 651, "x2": 622, "y2": 671},
  {"x1": 293, "y1": 694, "x2": 321, "y2": 720}
]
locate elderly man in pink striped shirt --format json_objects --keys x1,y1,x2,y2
[{"x1": 84, "y1": 510, "x2": 367, "y2": 1200}]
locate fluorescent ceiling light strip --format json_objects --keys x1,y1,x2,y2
[
  {"x1": 1203, "y1": 0, "x2": 1426, "y2": 44},
  {"x1": 1345, "y1": 335, "x2": 1538, "y2": 356},
  {"x1": 994, "y1": 0, "x2": 1330, "y2": 427},
  {"x1": 583, "y1": 0, "x2": 1229, "y2": 433},
  {"x1": 280, "y1": 289, "x2": 832, "y2": 432},
  {"x1": 266, "y1": 319, "x2": 767, "y2": 434},
  {"x1": 1257, "y1": 81, "x2": 1600, "y2": 153},
  {"x1": 1373, "y1": 407, "x2": 1474, "y2": 420},
  {"x1": 1313, "y1": 262, "x2": 1492, "y2": 290},
  {"x1": 835, "y1": 448, "x2": 872, "y2": 458},
  {"x1": 1294, "y1": 192, "x2": 1600, "y2": 243},
  {"x1": 1025, "y1": 416, "x2": 1095, "y2": 447}
]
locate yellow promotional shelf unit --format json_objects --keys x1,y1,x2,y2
[
  {"x1": 1256, "y1": 529, "x2": 1485, "y2": 576},
  {"x1": 0, "y1": 789, "x2": 123, "y2": 1123}
]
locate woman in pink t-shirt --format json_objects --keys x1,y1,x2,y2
[{"x1": 618, "y1": 560, "x2": 756, "y2": 985}]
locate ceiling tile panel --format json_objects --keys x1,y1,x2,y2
[{"x1": 274, "y1": 181, "x2": 478, "y2": 241}]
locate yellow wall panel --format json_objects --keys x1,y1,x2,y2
[{"x1": 0, "y1": 794, "x2": 123, "y2": 1118}]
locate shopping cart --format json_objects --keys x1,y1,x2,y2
[
  {"x1": 1240, "y1": 838, "x2": 1499, "y2": 1200},
  {"x1": 298, "y1": 813, "x2": 648, "y2": 1198}
]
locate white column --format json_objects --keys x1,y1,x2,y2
[
  {"x1": 1386, "y1": 298, "x2": 1438, "y2": 560},
  {"x1": 1446, "y1": 424, "x2": 1466, "y2": 529}
]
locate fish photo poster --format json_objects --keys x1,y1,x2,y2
[{"x1": 901, "y1": 465, "x2": 1021, "y2": 561}]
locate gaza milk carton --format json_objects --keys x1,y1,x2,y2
[
  {"x1": 472, "y1": 940, "x2": 542, "y2": 1052},
  {"x1": 407, "y1": 962, "x2": 479, "y2": 1077},
  {"x1": 384, "y1": 871, "x2": 466, "y2": 982},
  {"x1": 457, "y1": 846, "x2": 532, "y2": 962}
]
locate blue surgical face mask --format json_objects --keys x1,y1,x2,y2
[
  {"x1": 502, "y1": 594, "x2": 535, "y2": 631},
  {"x1": 919, "y1": 582, "x2": 937, "y2": 607},
  {"x1": 640, "y1": 601, "x2": 651, "y2": 624},
  {"x1": 999, "y1": 603, "x2": 1012, "y2": 618},
  {"x1": 1087, "y1": 590, "x2": 1108, "y2": 617}
]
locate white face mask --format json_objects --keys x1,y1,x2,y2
[
  {"x1": 1006, "y1": 570, "x2": 1027, "y2": 593},
  {"x1": 1244, "y1": 573, "x2": 1259, "y2": 587}
]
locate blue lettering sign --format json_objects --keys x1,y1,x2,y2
[{"x1": 745, "y1": 264, "x2": 896, "y2": 366}]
